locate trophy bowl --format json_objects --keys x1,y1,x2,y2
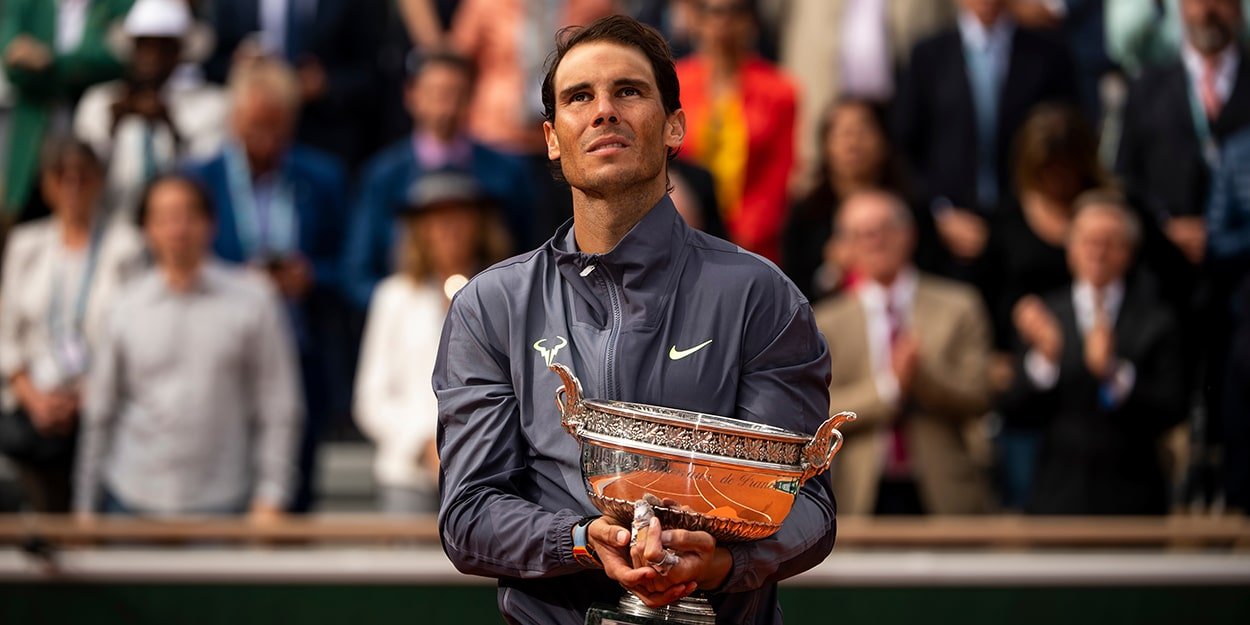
[{"x1": 551, "y1": 363, "x2": 856, "y2": 543}]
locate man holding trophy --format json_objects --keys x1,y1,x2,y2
[{"x1": 433, "y1": 15, "x2": 838, "y2": 624}]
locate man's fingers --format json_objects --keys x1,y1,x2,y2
[
  {"x1": 627, "y1": 582, "x2": 698, "y2": 608},
  {"x1": 642, "y1": 517, "x2": 666, "y2": 564},
  {"x1": 660, "y1": 528, "x2": 716, "y2": 553},
  {"x1": 589, "y1": 518, "x2": 630, "y2": 547}
]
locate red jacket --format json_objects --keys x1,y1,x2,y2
[{"x1": 676, "y1": 55, "x2": 797, "y2": 263}]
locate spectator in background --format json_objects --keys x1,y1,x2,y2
[
  {"x1": 782, "y1": 98, "x2": 925, "y2": 302},
  {"x1": 779, "y1": 0, "x2": 954, "y2": 191},
  {"x1": 203, "y1": 0, "x2": 383, "y2": 170},
  {"x1": 450, "y1": 0, "x2": 614, "y2": 247},
  {"x1": 817, "y1": 190, "x2": 993, "y2": 515},
  {"x1": 75, "y1": 0, "x2": 227, "y2": 220},
  {"x1": 677, "y1": 0, "x2": 797, "y2": 262},
  {"x1": 1107, "y1": 0, "x2": 1250, "y2": 76},
  {"x1": 343, "y1": 51, "x2": 528, "y2": 310},
  {"x1": 1208, "y1": 128, "x2": 1250, "y2": 274},
  {"x1": 1010, "y1": 0, "x2": 1116, "y2": 122},
  {"x1": 895, "y1": 0, "x2": 1077, "y2": 277},
  {"x1": 354, "y1": 171, "x2": 508, "y2": 515},
  {"x1": 75, "y1": 174, "x2": 300, "y2": 518},
  {"x1": 1004, "y1": 192, "x2": 1186, "y2": 515},
  {"x1": 0, "y1": 137, "x2": 145, "y2": 513},
  {"x1": 186, "y1": 57, "x2": 345, "y2": 513},
  {"x1": 1, "y1": 0, "x2": 133, "y2": 225}
]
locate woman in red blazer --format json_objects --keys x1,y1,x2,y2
[{"x1": 675, "y1": 0, "x2": 797, "y2": 263}]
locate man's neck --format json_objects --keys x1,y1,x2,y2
[
  {"x1": 162, "y1": 261, "x2": 203, "y2": 293},
  {"x1": 571, "y1": 179, "x2": 667, "y2": 255},
  {"x1": 58, "y1": 214, "x2": 92, "y2": 250}
]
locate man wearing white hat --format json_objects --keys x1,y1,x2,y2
[{"x1": 74, "y1": 0, "x2": 227, "y2": 221}]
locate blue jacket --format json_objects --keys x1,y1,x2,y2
[
  {"x1": 433, "y1": 197, "x2": 835, "y2": 625},
  {"x1": 341, "y1": 138, "x2": 535, "y2": 309},
  {"x1": 1208, "y1": 129, "x2": 1250, "y2": 265},
  {"x1": 186, "y1": 145, "x2": 347, "y2": 292}
]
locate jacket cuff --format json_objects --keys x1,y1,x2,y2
[
  {"x1": 550, "y1": 509, "x2": 582, "y2": 570},
  {"x1": 719, "y1": 542, "x2": 751, "y2": 593}
]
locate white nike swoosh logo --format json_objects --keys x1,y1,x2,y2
[{"x1": 669, "y1": 339, "x2": 713, "y2": 361}]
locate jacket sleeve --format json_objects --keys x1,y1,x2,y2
[
  {"x1": 911, "y1": 292, "x2": 992, "y2": 419},
  {"x1": 720, "y1": 302, "x2": 836, "y2": 593},
  {"x1": 1207, "y1": 140, "x2": 1250, "y2": 263},
  {"x1": 248, "y1": 285, "x2": 303, "y2": 507},
  {"x1": 434, "y1": 285, "x2": 584, "y2": 579}
]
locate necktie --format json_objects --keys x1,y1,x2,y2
[
  {"x1": 884, "y1": 297, "x2": 911, "y2": 478},
  {"x1": 1200, "y1": 59, "x2": 1222, "y2": 120}
]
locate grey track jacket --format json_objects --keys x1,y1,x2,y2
[{"x1": 433, "y1": 197, "x2": 836, "y2": 624}]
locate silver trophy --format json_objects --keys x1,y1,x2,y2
[{"x1": 550, "y1": 364, "x2": 856, "y2": 624}]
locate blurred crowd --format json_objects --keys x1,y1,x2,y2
[{"x1": 0, "y1": 0, "x2": 1248, "y2": 520}]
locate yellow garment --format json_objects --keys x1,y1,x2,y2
[{"x1": 695, "y1": 94, "x2": 748, "y2": 222}]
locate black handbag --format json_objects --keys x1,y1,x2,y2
[{"x1": 0, "y1": 406, "x2": 76, "y2": 466}]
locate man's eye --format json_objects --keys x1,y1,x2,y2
[
  {"x1": 620, "y1": 87, "x2": 640, "y2": 97},
  {"x1": 570, "y1": 93, "x2": 591, "y2": 103}
]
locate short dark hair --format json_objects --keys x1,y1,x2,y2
[
  {"x1": 39, "y1": 135, "x2": 103, "y2": 176},
  {"x1": 136, "y1": 173, "x2": 217, "y2": 227},
  {"x1": 540, "y1": 15, "x2": 682, "y2": 181},
  {"x1": 406, "y1": 49, "x2": 476, "y2": 85}
]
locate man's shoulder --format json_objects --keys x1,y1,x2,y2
[
  {"x1": 917, "y1": 273, "x2": 982, "y2": 309},
  {"x1": 686, "y1": 230, "x2": 805, "y2": 298},
  {"x1": 452, "y1": 247, "x2": 550, "y2": 306},
  {"x1": 361, "y1": 140, "x2": 416, "y2": 181},
  {"x1": 289, "y1": 145, "x2": 347, "y2": 182},
  {"x1": 812, "y1": 290, "x2": 862, "y2": 326}
]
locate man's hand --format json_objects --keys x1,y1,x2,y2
[
  {"x1": 587, "y1": 516, "x2": 691, "y2": 605},
  {"x1": 297, "y1": 58, "x2": 328, "y2": 102},
  {"x1": 265, "y1": 256, "x2": 314, "y2": 300},
  {"x1": 625, "y1": 517, "x2": 731, "y2": 606},
  {"x1": 4, "y1": 35, "x2": 52, "y2": 71},
  {"x1": 249, "y1": 499, "x2": 284, "y2": 524},
  {"x1": 891, "y1": 334, "x2": 920, "y2": 395},
  {"x1": 935, "y1": 209, "x2": 989, "y2": 261},
  {"x1": 1013, "y1": 295, "x2": 1062, "y2": 363},
  {"x1": 1165, "y1": 216, "x2": 1206, "y2": 265}
]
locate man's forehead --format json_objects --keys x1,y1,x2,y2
[{"x1": 554, "y1": 41, "x2": 657, "y2": 90}]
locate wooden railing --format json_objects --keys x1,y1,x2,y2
[{"x1": 1, "y1": 514, "x2": 1247, "y2": 549}]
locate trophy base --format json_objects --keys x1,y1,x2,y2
[{"x1": 585, "y1": 595, "x2": 716, "y2": 625}]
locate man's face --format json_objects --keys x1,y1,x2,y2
[
  {"x1": 958, "y1": 0, "x2": 1006, "y2": 25},
  {"x1": 544, "y1": 41, "x2": 684, "y2": 196},
  {"x1": 407, "y1": 63, "x2": 472, "y2": 141},
  {"x1": 41, "y1": 152, "x2": 103, "y2": 222},
  {"x1": 1181, "y1": 0, "x2": 1242, "y2": 54},
  {"x1": 695, "y1": 0, "x2": 754, "y2": 54},
  {"x1": 231, "y1": 92, "x2": 295, "y2": 173},
  {"x1": 130, "y1": 36, "x2": 182, "y2": 87},
  {"x1": 1067, "y1": 209, "x2": 1133, "y2": 288},
  {"x1": 837, "y1": 194, "x2": 914, "y2": 283},
  {"x1": 145, "y1": 180, "x2": 213, "y2": 271}
]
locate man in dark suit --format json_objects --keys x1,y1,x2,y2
[
  {"x1": 895, "y1": 0, "x2": 1078, "y2": 270},
  {"x1": 186, "y1": 58, "x2": 347, "y2": 513},
  {"x1": 1004, "y1": 191, "x2": 1187, "y2": 515},
  {"x1": 203, "y1": 0, "x2": 382, "y2": 169}
]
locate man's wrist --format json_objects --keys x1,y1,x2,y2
[
  {"x1": 572, "y1": 515, "x2": 603, "y2": 569},
  {"x1": 698, "y1": 546, "x2": 734, "y2": 591}
]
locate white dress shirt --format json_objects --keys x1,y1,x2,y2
[
  {"x1": 855, "y1": 267, "x2": 918, "y2": 408},
  {"x1": 1182, "y1": 41, "x2": 1241, "y2": 110},
  {"x1": 353, "y1": 275, "x2": 446, "y2": 491}
]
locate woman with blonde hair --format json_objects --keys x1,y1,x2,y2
[{"x1": 353, "y1": 169, "x2": 509, "y2": 514}]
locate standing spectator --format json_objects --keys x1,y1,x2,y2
[
  {"x1": 1107, "y1": 0, "x2": 1250, "y2": 76},
  {"x1": 203, "y1": 0, "x2": 383, "y2": 170},
  {"x1": 1004, "y1": 192, "x2": 1187, "y2": 515},
  {"x1": 779, "y1": 0, "x2": 954, "y2": 190},
  {"x1": 186, "y1": 57, "x2": 345, "y2": 513},
  {"x1": 354, "y1": 171, "x2": 508, "y2": 515},
  {"x1": 0, "y1": 0, "x2": 133, "y2": 224},
  {"x1": 1207, "y1": 128, "x2": 1250, "y2": 273},
  {"x1": 817, "y1": 190, "x2": 993, "y2": 515},
  {"x1": 342, "y1": 51, "x2": 528, "y2": 310},
  {"x1": 0, "y1": 137, "x2": 144, "y2": 513},
  {"x1": 782, "y1": 98, "x2": 932, "y2": 301},
  {"x1": 75, "y1": 174, "x2": 300, "y2": 518},
  {"x1": 1010, "y1": 0, "x2": 1116, "y2": 122},
  {"x1": 74, "y1": 0, "x2": 227, "y2": 220},
  {"x1": 895, "y1": 0, "x2": 1077, "y2": 274},
  {"x1": 677, "y1": 0, "x2": 797, "y2": 262}
]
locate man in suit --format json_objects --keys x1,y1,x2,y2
[
  {"x1": 1005, "y1": 191, "x2": 1187, "y2": 515},
  {"x1": 0, "y1": 0, "x2": 133, "y2": 224},
  {"x1": 185, "y1": 57, "x2": 346, "y2": 513},
  {"x1": 815, "y1": 190, "x2": 993, "y2": 515},
  {"x1": 895, "y1": 0, "x2": 1078, "y2": 269},
  {"x1": 202, "y1": 0, "x2": 381, "y2": 170},
  {"x1": 779, "y1": 0, "x2": 955, "y2": 190},
  {"x1": 341, "y1": 51, "x2": 532, "y2": 311}
]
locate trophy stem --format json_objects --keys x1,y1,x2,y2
[{"x1": 616, "y1": 594, "x2": 716, "y2": 625}]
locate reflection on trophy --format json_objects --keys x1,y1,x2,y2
[{"x1": 550, "y1": 364, "x2": 857, "y2": 624}]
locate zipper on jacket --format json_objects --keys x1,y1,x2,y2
[{"x1": 598, "y1": 262, "x2": 623, "y2": 400}]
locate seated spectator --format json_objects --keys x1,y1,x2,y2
[
  {"x1": 894, "y1": 0, "x2": 1077, "y2": 274},
  {"x1": 75, "y1": 0, "x2": 227, "y2": 220},
  {"x1": 185, "y1": 57, "x2": 346, "y2": 513},
  {"x1": 676, "y1": 0, "x2": 797, "y2": 262},
  {"x1": 779, "y1": 0, "x2": 954, "y2": 188},
  {"x1": 1, "y1": 0, "x2": 132, "y2": 223},
  {"x1": 0, "y1": 136, "x2": 145, "y2": 513},
  {"x1": 74, "y1": 174, "x2": 301, "y2": 518},
  {"x1": 782, "y1": 98, "x2": 925, "y2": 301},
  {"x1": 1003, "y1": 191, "x2": 1187, "y2": 515},
  {"x1": 354, "y1": 170, "x2": 509, "y2": 515},
  {"x1": 343, "y1": 51, "x2": 528, "y2": 310},
  {"x1": 817, "y1": 190, "x2": 993, "y2": 515}
]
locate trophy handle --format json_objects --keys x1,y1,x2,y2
[
  {"x1": 799, "y1": 411, "x2": 857, "y2": 483},
  {"x1": 550, "y1": 363, "x2": 585, "y2": 436}
]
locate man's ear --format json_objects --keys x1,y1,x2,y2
[
  {"x1": 664, "y1": 110, "x2": 686, "y2": 152},
  {"x1": 543, "y1": 121, "x2": 562, "y2": 160}
]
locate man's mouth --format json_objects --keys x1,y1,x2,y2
[{"x1": 587, "y1": 137, "x2": 631, "y2": 153}]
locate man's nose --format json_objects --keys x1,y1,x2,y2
[{"x1": 593, "y1": 98, "x2": 620, "y2": 127}]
